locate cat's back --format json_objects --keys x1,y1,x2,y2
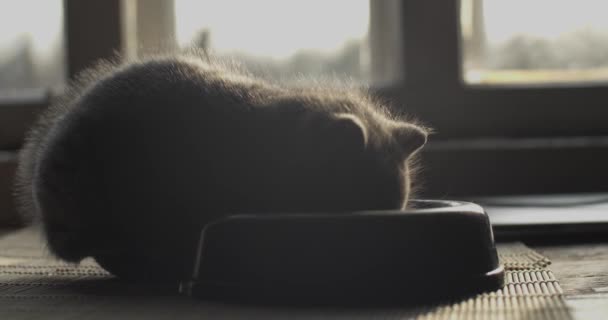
[
  {"x1": 65, "y1": 58, "x2": 274, "y2": 129},
  {"x1": 21, "y1": 58, "x2": 274, "y2": 231},
  {"x1": 38, "y1": 57, "x2": 278, "y2": 169}
]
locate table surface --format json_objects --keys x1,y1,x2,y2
[
  {"x1": 535, "y1": 243, "x2": 608, "y2": 319},
  {"x1": 1, "y1": 227, "x2": 608, "y2": 319}
]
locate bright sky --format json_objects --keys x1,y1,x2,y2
[
  {"x1": 2, "y1": 1, "x2": 608, "y2": 58},
  {"x1": 175, "y1": 0, "x2": 369, "y2": 58},
  {"x1": 483, "y1": 0, "x2": 608, "y2": 44},
  {"x1": 0, "y1": 0, "x2": 62, "y2": 54}
]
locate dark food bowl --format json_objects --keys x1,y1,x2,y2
[{"x1": 180, "y1": 200, "x2": 504, "y2": 305}]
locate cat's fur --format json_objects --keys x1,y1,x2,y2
[{"x1": 15, "y1": 54, "x2": 428, "y2": 281}]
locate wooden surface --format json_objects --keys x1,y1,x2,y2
[
  {"x1": 536, "y1": 243, "x2": 608, "y2": 296},
  {"x1": 535, "y1": 243, "x2": 608, "y2": 319}
]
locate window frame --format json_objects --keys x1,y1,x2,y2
[
  {"x1": 0, "y1": 89, "x2": 48, "y2": 149},
  {"x1": 376, "y1": 0, "x2": 608, "y2": 140},
  {"x1": 372, "y1": 1, "x2": 608, "y2": 198},
  {"x1": 0, "y1": 0, "x2": 126, "y2": 149},
  {"x1": 4, "y1": 0, "x2": 608, "y2": 141}
]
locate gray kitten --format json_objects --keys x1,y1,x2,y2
[{"x1": 15, "y1": 55, "x2": 428, "y2": 281}]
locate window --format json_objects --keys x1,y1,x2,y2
[
  {"x1": 173, "y1": 0, "x2": 370, "y2": 83},
  {"x1": 461, "y1": 0, "x2": 608, "y2": 85},
  {"x1": 0, "y1": 0, "x2": 64, "y2": 150},
  {"x1": 0, "y1": 0, "x2": 65, "y2": 91},
  {"x1": 1, "y1": 0, "x2": 607, "y2": 199}
]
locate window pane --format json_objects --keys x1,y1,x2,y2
[
  {"x1": 174, "y1": 0, "x2": 370, "y2": 83},
  {"x1": 0, "y1": 0, "x2": 65, "y2": 92},
  {"x1": 461, "y1": 0, "x2": 608, "y2": 85}
]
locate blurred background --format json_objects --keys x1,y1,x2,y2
[
  {"x1": 5, "y1": 0, "x2": 608, "y2": 89},
  {"x1": 2, "y1": 0, "x2": 608, "y2": 224}
]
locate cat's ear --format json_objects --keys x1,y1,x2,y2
[
  {"x1": 330, "y1": 113, "x2": 368, "y2": 151},
  {"x1": 393, "y1": 123, "x2": 428, "y2": 158}
]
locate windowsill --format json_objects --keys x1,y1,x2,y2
[{"x1": 419, "y1": 136, "x2": 608, "y2": 198}]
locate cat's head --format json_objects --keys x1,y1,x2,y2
[{"x1": 254, "y1": 90, "x2": 428, "y2": 212}]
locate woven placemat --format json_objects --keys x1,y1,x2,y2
[{"x1": 0, "y1": 228, "x2": 572, "y2": 319}]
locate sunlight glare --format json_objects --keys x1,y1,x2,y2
[
  {"x1": 0, "y1": 0, "x2": 62, "y2": 55},
  {"x1": 484, "y1": 0, "x2": 608, "y2": 43},
  {"x1": 175, "y1": 0, "x2": 369, "y2": 59}
]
